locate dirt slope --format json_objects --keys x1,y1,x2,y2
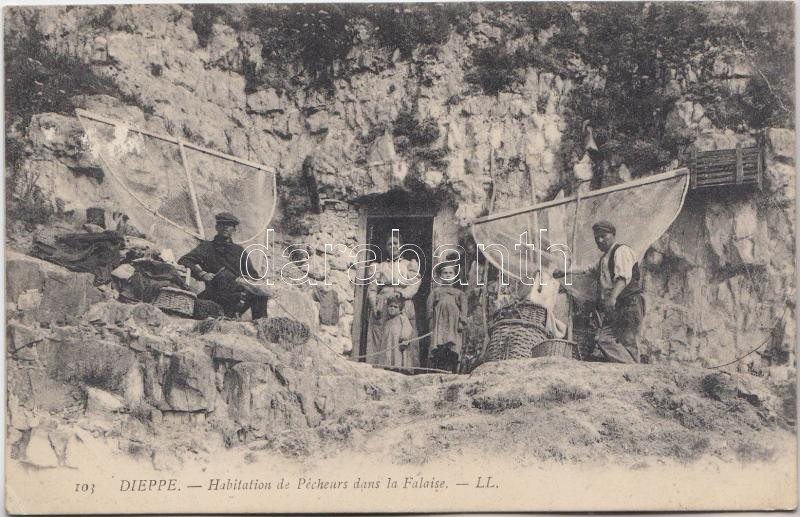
[{"x1": 314, "y1": 357, "x2": 795, "y2": 467}]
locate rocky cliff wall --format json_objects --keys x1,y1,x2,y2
[
  {"x1": 644, "y1": 128, "x2": 795, "y2": 373},
  {"x1": 4, "y1": 5, "x2": 795, "y2": 371}
]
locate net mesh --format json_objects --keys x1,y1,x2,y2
[
  {"x1": 184, "y1": 147, "x2": 274, "y2": 246},
  {"x1": 472, "y1": 169, "x2": 690, "y2": 302},
  {"x1": 77, "y1": 110, "x2": 276, "y2": 258}
]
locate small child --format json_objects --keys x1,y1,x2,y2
[
  {"x1": 427, "y1": 262, "x2": 468, "y2": 373},
  {"x1": 382, "y1": 293, "x2": 414, "y2": 369}
]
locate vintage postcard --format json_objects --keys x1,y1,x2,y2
[{"x1": 4, "y1": 2, "x2": 797, "y2": 514}]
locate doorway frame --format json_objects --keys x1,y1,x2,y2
[{"x1": 351, "y1": 203, "x2": 438, "y2": 361}]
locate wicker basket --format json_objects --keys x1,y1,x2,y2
[
  {"x1": 484, "y1": 319, "x2": 550, "y2": 362},
  {"x1": 154, "y1": 287, "x2": 197, "y2": 317},
  {"x1": 532, "y1": 339, "x2": 579, "y2": 360},
  {"x1": 491, "y1": 301, "x2": 548, "y2": 327}
]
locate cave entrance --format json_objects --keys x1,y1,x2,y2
[{"x1": 351, "y1": 192, "x2": 456, "y2": 370}]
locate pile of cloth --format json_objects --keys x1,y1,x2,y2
[
  {"x1": 33, "y1": 228, "x2": 125, "y2": 285},
  {"x1": 113, "y1": 258, "x2": 188, "y2": 303},
  {"x1": 32, "y1": 208, "x2": 223, "y2": 319},
  {"x1": 33, "y1": 208, "x2": 149, "y2": 286}
]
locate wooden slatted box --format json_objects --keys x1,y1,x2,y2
[{"x1": 689, "y1": 144, "x2": 764, "y2": 190}]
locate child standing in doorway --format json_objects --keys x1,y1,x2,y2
[
  {"x1": 427, "y1": 261, "x2": 468, "y2": 373},
  {"x1": 383, "y1": 293, "x2": 415, "y2": 370}
]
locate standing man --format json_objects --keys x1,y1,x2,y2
[
  {"x1": 554, "y1": 220, "x2": 645, "y2": 363},
  {"x1": 587, "y1": 220, "x2": 645, "y2": 363},
  {"x1": 178, "y1": 212, "x2": 270, "y2": 320}
]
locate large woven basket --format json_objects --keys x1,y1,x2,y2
[
  {"x1": 484, "y1": 319, "x2": 550, "y2": 362},
  {"x1": 154, "y1": 287, "x2": 197, "y2": 317},
  {"x1": 532, "y1": 339, "x2": 579, "y2": 360},
  {"x1": 491, "y1": 301, "x2": 548, "y2": 327}
]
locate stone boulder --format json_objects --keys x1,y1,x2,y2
[
  {"x1": 221, "y1": 361, "x2": 308, "y2": 435},
  {"x1": 703, "y1": 200, "x2": 769, "y2": 269},
  {"x1": 764, "y1": 128, "x2": 795, "y2": 198},
  {"x1": 138, "y1": 350, "x2": 173, "y2": 409},
  {"x1": 202, "y1": 332, "x2": 279, "y2": 365},
  {"x1": 17, "y1": 428, "x2": 60, "y2": 468},
  {"x1": 766, "y1": 128, "x2": 795, "y2": 162},
  {"x1": 7, "y1": 322, "x2": 43, "y2": 361},
  {"x1": 314, "y1": 287, "x2": 340, "y2": 326},
  {"x1": 267, "y1": 284, "x2": 319, "y2": 332},
  {"x1": 48, "y1": 338, "x2": 136, "y2": 393},
  {"x1": 27, "y1": 112, "x2": 97, "y2": 171},
  {"x1": 665, "y1": 101, "x2": 713, "y2": 142},
  {"x1": 163, "y1": 347, "x2": 217, "y2": 412},
  {"x1": 9, "y1": 364, "x2": 80, "y2": 414},
  {"x1": 85, "y1": 387, "x2": 124, "y2": 414},
  {"x1": 6, "y1": 251, "x2": 103, "y2": 324},
  {"x1": 85, "y1": 300, "x2": 170, "y2": 329}
]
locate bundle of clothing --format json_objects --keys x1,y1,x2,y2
[
  {"x1": 115, "y1": 259, "x2": 187, "y2": 303},
  {"x1": 33, "y1": 209, "x2": 150, "y2": 286},
  {"x1": 34, "y1": 229, "x2": 125, "y2": 285}
]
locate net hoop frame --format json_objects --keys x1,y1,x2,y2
[
  {"x1": 471, "y1": 167, "x2": 690, "y2": 282},
  {"x1": 75, "y1": 108, "x2": 278, "y2": 245}
]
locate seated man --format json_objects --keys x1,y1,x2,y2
[
  {"x1": 554, "y1": 220, "x2": 645, "y2": 363},
  {"x1": 178, "y1": 212, "x2": 270, "y2": 320}
]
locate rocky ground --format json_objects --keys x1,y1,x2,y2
[{"x1": 7, "y1": 252, "x2": 796, "y2": 474}]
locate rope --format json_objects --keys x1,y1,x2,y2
[
  {"x1": 706, "y1": 306, "x2": 789, "y2": 370},
  {"x1": 566, "y1": 180, "x2": 584, "y2": 341},
  {"x1": 348, "y1": 332, "x2": 432, "y2": 360},
  {"x1": 269, "y1": 295, "x2": 432, "y2": 368},
  {"x1": 371, "y1": 365, "x2": 454, "y2": 375},
  {"x1": 706, "y1": 334, "x2": 773, "y2": 370},
  {"x1": 478, "y1": 147, "x2": 498, "y2": 356}
]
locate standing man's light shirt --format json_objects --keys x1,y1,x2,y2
[{"x1": 598, "y1": 244, "x2": 636, "y2": 293}]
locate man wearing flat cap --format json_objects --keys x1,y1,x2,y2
[
  {"x1": 554, "y1": 219, "x2": 644, "y2": 363},
  {"x1": 178, "y1": 212, "x2": 270, "y2": 319},
  {"x1": 588, "y1": 219, "x2": 644, "y2": 363}
]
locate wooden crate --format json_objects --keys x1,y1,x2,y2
[{"x1": 689, "y1": 144, "x2": 764, "y2": 190}]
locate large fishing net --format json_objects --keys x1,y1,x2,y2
[
  {"x1": 472, "y1": 169, "x2": 690, "y2": 302},
  {"x1": 76, "y1": 109, "x2": 277, "y2": 259}
]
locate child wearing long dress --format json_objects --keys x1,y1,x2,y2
[
  {"x1": 427, "y1": 263, "x2": 468, "y2": 372},
  {"x1": 382, "y1": 294, "x2": 414, "y2": 369}
]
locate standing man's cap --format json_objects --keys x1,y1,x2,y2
[
  {"x1": 592, "y1": 220, "x2": 616, "y2": 234},
  {"x1": 215, "y1": 212, "x2": 240, "y2": 225}
]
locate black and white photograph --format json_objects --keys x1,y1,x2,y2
[{"x1": 3, "y1": 2, "x2": 797, "y2": 513}]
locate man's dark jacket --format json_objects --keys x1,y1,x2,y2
[
  {"x1": 178, "y1": 235, "x2": 261, "y2": 281},
  {"x1": 178, "y1": 235, "x2": 266, "y2": 317}
]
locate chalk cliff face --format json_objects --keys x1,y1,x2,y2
[
  {"x1": 4, "y1": 4, "x2": 795, "y2": 371},
  {"x1": 644, "y1": 128, "x2": 795, "y2": 372}
]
